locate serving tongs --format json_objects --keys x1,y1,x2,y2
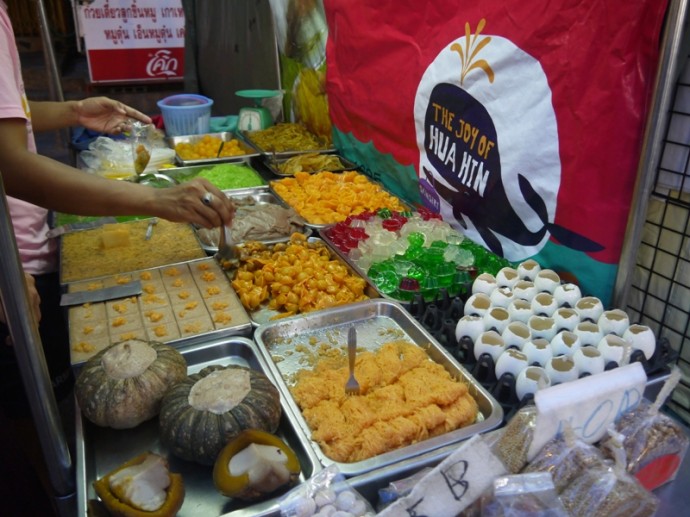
[{"x1": 215, "y1": 225, "x2": 240, "y2": 270}]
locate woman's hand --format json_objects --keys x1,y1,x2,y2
[
  {"x1": 150, "y1": 178, "x2": 236, "y2": 229},
  {"x1": 74, "y1": 97, "x2": 152, "y2": 135}
]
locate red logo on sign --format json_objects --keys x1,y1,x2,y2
[{"x1": 146, "y1": 50, "x2": 179, "y2": 78}]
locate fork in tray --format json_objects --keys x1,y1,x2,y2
[{"x1": 345, "y1": 326, "x2": 361, "y2": 395}]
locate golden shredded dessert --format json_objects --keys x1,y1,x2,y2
[
  {"x1": 290, "y1": 340, "x2": 478, "y2": 463},
  {"x1": 60, "y1": 219, "x2": 205, "y2": 283},
  {"x1": 68, "y1": 258, "x2": 250, "y2": 364}
]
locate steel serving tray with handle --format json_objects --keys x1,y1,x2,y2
[
  {"x1": 239, "y1": 128, "x2": 335, "y2": 159},
  {"x1": 233, "y1": 237, "x2": 380, "y2": 327},
  {"x1": 252, "y1": 298, "x2": 504, "y2": 477},
  {"x1": 156, "y1": 158, "x2": 268, "y2": 188},
  {"x1": 268, "y1": 173, "x2": 414, "y2": 230},
  {"x1": 76, "y1": 336, "x2": 322, "y2": 517},
  {"x1": 262, "y1": 152, "x2": 360, "y2": 177},
  {"x1": 67, "y1": 257, "x2": 252, "y2": 372},
  {"x1": 167, "y1": 131, "x2": 260, "y2": 166},
  {"x1": 194, "y1": 187, "x2": 313, "y2": 254}
]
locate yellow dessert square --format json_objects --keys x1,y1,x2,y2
[
  {"x1": 173, "y1": 299, "x2": 207, "y2": 321},
  {"x1": 70, "y1": 336, "x2": 111, "y2": 364},
  {"x1": 105, "y1": 297, "x2": 139, "y2": 319},
  {"x1": 146, "y1": 322, "x2": 181, "y2": 342},
  {"x1": 142, "y1": 307, "x2": 176, "y2": 326},
  {"x1": 179, "y1": 315, "x2": 214, "y2": 336}
]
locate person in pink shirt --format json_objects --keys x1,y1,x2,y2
[{"x1": 0, "y1": 2, "x2": 234, "y2": 417}]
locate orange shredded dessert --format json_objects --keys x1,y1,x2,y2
[{"x1": 291, "y1": 340, "x2": 478, "y2": 463}]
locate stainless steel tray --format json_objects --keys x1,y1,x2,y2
[
  {"x1": 67, "y1": 257, "x2": 252, "y2": 370},
  {"x1": 167, "y1": 131, "x2": 260, "y2": 166},
  {"x1": 234, "y1": 237, "x2": 380, "y2": 327},
  {"x1": 156, "y1": 159, "x2": 267, "y2": 189},
  {"x1": 194, "y1": 187, "x2": 312, "y2": 253},
  {"x1": 240, "y1": 129, "x2": 335, "y2": 159},
  {"x1": 268, "y1": 173, "x2": 414, "y2": 230},
  {"x1": 262, "y1": 153, "x2": 359, "y2": 177},
  {"x1": 253, "y1": 298, "x2": 504, "y2": 477},
  {"x1": 76, "y1": 337, "x2": 322, "y2": 517}
]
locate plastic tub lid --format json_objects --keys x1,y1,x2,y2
[{"x1": 158, "y1": 94, "x2": 213, "y2": 108}]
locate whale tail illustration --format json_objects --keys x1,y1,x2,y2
[{"x1": 518, "y1": 174, "x2": 604, "y2": 253}]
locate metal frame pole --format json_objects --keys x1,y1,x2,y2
[
  {"x1": 0, "y1": 175, "x2": 75, "y2": 515},
  {"x1": 613, "y1": 0, "x2": 690, "y2": 308}
]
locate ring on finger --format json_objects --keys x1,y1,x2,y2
[{"x1": 202, "y1": 192, "x2": 214, "y2": 206}]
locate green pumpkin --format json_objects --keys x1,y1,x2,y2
[
  {"x1": 75, "y1": 339, "x2": 188, "y2": 430},
  {"x1": 159, "y1": 364, "x2": 281, "y2": 465}
]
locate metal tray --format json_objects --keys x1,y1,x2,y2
[
  {"x1": 262, "y1": 153, "x2": 360, "y2": 177},
  {"x1": 194, "y1": 188, "x2": 313, "y2": 253},
  {"x1": 167, "y1": 131, "x2": 260, "y2": 166},
  {"x1": 268, "y1": 172, "x2": 414, "y2": 230},
  {"x1": 156, "y1": 159, "x2": 268, "y2": 189},
  {"x1": 67, "y1": 257, "x2": 252, "y2": 370},
  {"x1": 76, "y1": 337, "x2": 322, "y2": 517},
  {"x1": 252, "y1": 298, "x2": 504, "y2": 477},
  {"x1": 240, "y1": 129, "x2": 335, "y2": 159},
  {"x1": 234, "y1": 237, "x2": 380, "y2": 327}
]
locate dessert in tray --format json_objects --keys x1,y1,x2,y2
[{"x1": 68, "y1": 258, "x2": 250, "y2": 366}]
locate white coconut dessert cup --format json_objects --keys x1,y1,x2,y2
[
  {"x1": 528, "y1": 315, "x2": 557, "y2": 342},
  {"x1": 553, "y1": 282, "x2": 582, "y2": 308},
  {"x1": 501, "y1": 321, "x2": 531, "y2": 350},
  {"x1": 550, "y1": 330, "x2": 582, "y2": 357},
  {"x1": 573, "y1": 345, "x2": 606, "y2": 376},
  {"x1": 517, "y1": 259, "x2": 541, "y2": 281},
  {"x1": 623, "y1": 324, "x2": 657, "y2": 360},
  {"x1": 508, "y1": 299, "x2": 533, "y2": 324},
  {"x1": 597, "y1": 308, "x2": 630, "y2": 337},
  {"x1": 575, "y1": 296, "x2": 604, "y2": 323},
  {"x1": 472, "y1": 272, "x2": 497, "y2": 296},
  {"x1": 531, "y1": 292, "x2": 558, "y2": 317},
  {"x1": 495, "y1": 266, "x2": 520, "y2": 289},
  {"x1": 545, "y1": 355, "x2": 579, "y2": 384},
  {"x1": 553, "y1": 307, "x2": 580, "y2": 332},
  {"x1": 474, "y1": 330, "x2": 506, "y2": 364},
  {"x1": 516, "y1": 366, "x2": 552, "y2": 401},
  {"x1": 455, "y1": 315, "x2": 485, "y2": 344},
  {"x1": 522, "y1": 338, "x2": 553, "y2": 368},
  {"x1": 495, "y1": 348, "x2": 529, "y2": 380},
  {"x1": 534, "y1": 269, "x2": 561, "y2": 294},
  {"x1": 574, "y1": 321, "x2": 604, "y2": 348},
  {"x1": 489, "y1": 286, "x2": 514, "y2": 309},
  {"x1": 483, "y1": 306, "x2": 511, "y2": 334},
  {"x1": 512, "y1": 280, "x2": 537, "y2": 302},
  {"x1": 464, "y1": 292, "x2": 492, "y2": 317},
  {"x1": 597, "y1": 334, "x2": 630, "y2": 367}
]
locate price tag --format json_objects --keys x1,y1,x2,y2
[{"x1": 529, "y1": 362, "x2": 647, "y2": 460}]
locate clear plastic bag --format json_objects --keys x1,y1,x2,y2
[
  {"x1": 279, "y1": 465, "x2": 375, "y2": 517},
  {"x1": 522, "y1": 425, "x2": 607, "y2": 493},
  {"x1": 493, "y1": 405, "x2": 538, "y2": 473},
  {"x1": 480, "y1": 472, "x2": 568, "y2": 517},
  {"x1": 602, "y1": 367, "x2": 689, "y2": 490},
  {"x1": 559, "y1": 429, "x2": 659, "y2": 517}
]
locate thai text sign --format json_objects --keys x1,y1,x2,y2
[{"x1": 76, "y1": 0, "x2": 185, "y2": 83}]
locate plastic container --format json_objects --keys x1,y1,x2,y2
[{"x1": 157, "y1": 94, "x2": 213, "y2": 136}]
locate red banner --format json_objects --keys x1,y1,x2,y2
[
  {"x1": 86, "y1": 48, "x2": 184, "y2": 83},
  {"x1": 324, "y1": 0, "x2": 668, "y2": 302}
]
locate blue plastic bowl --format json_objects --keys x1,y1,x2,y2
[{"x1": 157, "y1": 94, "x2": 213, "y2": 136}]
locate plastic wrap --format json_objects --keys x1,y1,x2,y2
[
  {"x1": 279, "y1": 465, "x2": 375, "y2": 517},
  {"x1": 493, "y1": 405, "x2": 538, "y2": 473},
  {"x1": 479, "y1": 472, "x2": 567, "y2": 517},
  {"x1": 522, "y1": 425, "x2": 607, "y2": 493}
]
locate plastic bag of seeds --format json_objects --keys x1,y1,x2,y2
[
  {"x1": 493, "y1": 404, "x2": 538, "y2": 473},
  {"x1": 479, "y1": 472, "x2": 568, "y2": 517},
  {"x1": 522, "y1": 424, "x2": 608, "y2": 493},
  {"x1": 601, "y1": 367, "x2": 689, "y2": 490},
  {"x1": 559, "y1": 429, "x2": 658, "y2": 517}
]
